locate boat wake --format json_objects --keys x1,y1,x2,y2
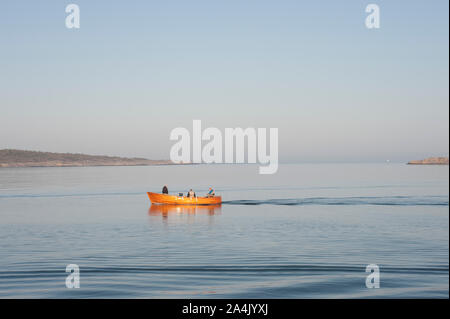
[{"x1": 222, "y1": 195, "x2": 449, "y2": 206}]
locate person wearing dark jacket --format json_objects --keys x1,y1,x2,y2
[{"x1": 162, "y1": 185, "x2": 168, "y2": 194}]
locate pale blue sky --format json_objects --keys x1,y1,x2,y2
[{"x1": 0, "y1": 0, "x2": 448, "y2": 162}]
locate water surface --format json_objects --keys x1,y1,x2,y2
[{"x1": 0, "y1": 164, "x2": 448, "y2": 298}]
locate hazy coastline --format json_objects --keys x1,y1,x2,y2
[
  {"x1": 0, "y1": 149, "x2": 174, "y2": 168},
  {"x1": 408, "y1": 157, "x2": 449, "y2": 165}
]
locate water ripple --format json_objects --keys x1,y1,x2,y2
[{"x1": 223, "y1": 196, "x2": 449, "y2": 206}]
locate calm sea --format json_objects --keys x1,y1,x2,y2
[{"x1": 0, "y1": 163, "x2": 448, "y2": 298}]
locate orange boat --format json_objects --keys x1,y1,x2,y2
[{"x1": 147, "y1": 192, "x2": 222, "y2": 205}]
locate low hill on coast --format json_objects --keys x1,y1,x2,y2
[
  {"x1": 408, "y1": 157, "x2": 449, "y2": 165},
  {"x1": 0, "y1": 149, "x2": 173, "y2": 168}
]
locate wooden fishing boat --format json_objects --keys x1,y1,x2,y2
[{"x1": 147, "y1": 192, "x2": 222, "y2": 205}]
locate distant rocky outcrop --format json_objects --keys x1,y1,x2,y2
[
  {"x1": 408, "y1": 157, "x2": 449, "y2": 165},
  {"x1": 0, "y1": 149, "x2": 173, "y2": 167}
]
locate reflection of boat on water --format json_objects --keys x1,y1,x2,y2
[
  {"x1": 147, "y1": 192, "x2": 222, "y2": 205},
  {"x1": 148, "y1": 204, "x2": 221, "y2": 216}
]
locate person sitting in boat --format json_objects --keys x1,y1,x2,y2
[
  {"x1": 162, "y1": 185, "x2": 168, "y2": 194},
  {"x1": 206, "y1": 187, "x2": 215, "y2": 197},
  {"x1": 187, "y1": 189, "x2": 195, "y2": 198}
]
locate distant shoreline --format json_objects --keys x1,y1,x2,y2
[
  {"x1": 1, "y1": 149, "x2": 449, "y2": 168},
  {"x1": 0, "y1": 149, "x2": 177, "y2": 168},
  {"x1": 0, "y1": 163, "x2": 180, "y2": 168},
  {"x1": 407, "y1": 157, "x2": 449, "y2": 165}
]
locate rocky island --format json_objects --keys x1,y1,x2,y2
[
  {"x1": 0, "y1": 149, "x2": 173, "y2": 168},
  {"x1": 408, "y1": 157, "x2": 449, "y2": 165}
]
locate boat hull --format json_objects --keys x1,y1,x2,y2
[{"x1": 147, "y1": 192, "x2": 222, "y2": 205}]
